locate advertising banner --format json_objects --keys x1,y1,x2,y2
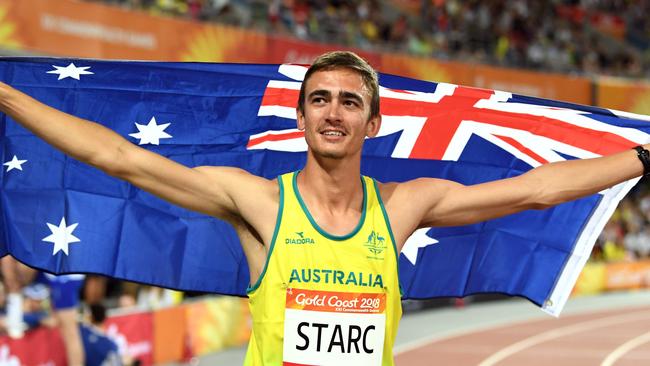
[
  {"x1": 185, "y1": 296, "x2": 251, "y2": 356},
  {"x1": 0, "y1": 327, "x2": 66, "y2": 365},
  {"x1": 572, "y1": 262, "x2": 606, "y2": 296},
  {"x1": 268, "y1": 36, "x2": 381, "y2": 66},
  {"x1": 380, "y1": 53, "x2": 592, "y2": 104},
  {"x1": 0, "y1": 0, "x2": 267, "y2": 62},
  {"x1": 153, "y1": 305, "x2": 187, "y2": 364},
  {"x1": 0, "y1": 298, "x2": 245, "y2": 365},
  {"x1": 603, "y1": 260, "x2": 650, "y2": 291},
  {"x1": 105, "y1": 311, "x2": 154, "y2": 365},
  {"x1": 597, "y1": 77, "x2": 650, "y2": 115}
]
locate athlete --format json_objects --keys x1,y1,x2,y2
[{"x1": 0, "y1": 51, "x2": 648, "y2": 365}]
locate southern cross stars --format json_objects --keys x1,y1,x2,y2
[
  {"x1": 42, "y1": 217, "x2": 81, "y2": 256},
  {"x1": 3, "y1": 155, "x2": 27, "y2": 172},
  {"x1": 47, "y1": 63, "x2": 94, "y2": 80},
  {"x1": 402, "y1": 227, "x2": 439, "y2": 265},
  {"x1": 129, "y1": 117, "x2": 173, "y2": 145}
]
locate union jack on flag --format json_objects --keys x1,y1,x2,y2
[{"x1": 1, "y1": 58, "x2": 648, "y2": 316}]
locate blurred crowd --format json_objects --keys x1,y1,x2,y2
[
  {"x1": 593, "y1": 182, "x2": 650, "y2": 263},
  {"x1": 89, "y1": 0, "x2": 650, "y2": 78},
  {"x1": 0, "y1": 265, "x2": 177, "y2": 364}
]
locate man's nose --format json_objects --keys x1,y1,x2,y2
[{"x1": 325, "y1": 100, "x2": 342, "y2": 123}]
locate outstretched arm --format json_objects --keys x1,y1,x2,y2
[
  {"x1": 389, "y1": 146, "x2": 647, "y2": 238},
  {"x1": 0, "y1": 82, "x2": 271, "y2": 222}
]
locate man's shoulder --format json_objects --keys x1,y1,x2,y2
[
  {"x1": 195, "y1": 166, "x2": 279, "y2": 188},
  {"x1": 373, "y1": 180, "x2": 403, "y2": 210},
  {"x1": 193, "y1": 165, "x2": 281, "y2": 213},
  {"x1": 375, "y1": 177, "x2": 456, "y2": 207}
]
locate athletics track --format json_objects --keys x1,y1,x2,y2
[{"x1": 198, "y1": 290, "x2": 650, "y2": 365}]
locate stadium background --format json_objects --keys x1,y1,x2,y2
[{"x1": 0, "y1": 0, "x2": 649, "y2": 364}]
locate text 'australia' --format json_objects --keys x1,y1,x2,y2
[{"x1": 289, "y1": 268, "x2": 384, "y2": 288}]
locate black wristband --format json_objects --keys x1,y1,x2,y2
[{"x1": 634, "y1": 146, "x2": 650, "y2": 178}]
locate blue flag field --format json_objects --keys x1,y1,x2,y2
[{"x1": 1, "y1": 58, "x2": 649, "y2": 316}]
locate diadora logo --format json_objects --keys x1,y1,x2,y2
[
  {"x1": 286, "y1": 231, "x2": 316, "y2": 245},
  {"x1": 364, "y1": 231, "x2": 387, "y2": 260}
]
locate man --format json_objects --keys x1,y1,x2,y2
[
  {"x1": 80, "y1": 304, "x2": 130, "y2": 366},
  {"x1": 0, "y1": 51, "x2": 647, "y2": 365}
]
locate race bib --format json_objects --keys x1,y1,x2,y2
[{"x1": 283, "y1": 288, "x2": 386, "y2": 366}]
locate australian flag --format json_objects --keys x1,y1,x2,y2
[{"x1": 1, "y1": 58, "x2": 649, "y2": 316}]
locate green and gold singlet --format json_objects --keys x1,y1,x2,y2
[{"x1": 245, "y1": 171, "x2": 402, "y2": 366}]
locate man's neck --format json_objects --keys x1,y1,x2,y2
[{"x1": 298, "y1": 154, "x2": 363, "y2": 215}]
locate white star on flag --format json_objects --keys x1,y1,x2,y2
[
  {"x1": 3, "y1": 155, "x2": 27, "y2": 172},
  {"x1": 129, "y1": 117, "x2": 173, "y2": 145},
  {"x1": 46, "y1": 63, "x2": 94, "y2": 80},
  {"x1": 42, "y1": 217, "x2": 81, "y2": 256},
  {"x1": 402, "y1": 227, "x2": 439, "y2": 265}
]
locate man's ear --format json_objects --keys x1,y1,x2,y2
[
  {"x1": 366, "y1": 114, "x2": 382, "y2": 138},
  {"x1": 297, "y1": 109, "x2": 305, "y2": 131}
]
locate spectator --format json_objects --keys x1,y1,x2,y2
[
  {"x1": 44, "y1": 273, "x2": 86, "y2": 366},
  {"x1": 0, "y1": 257, "x2": 36, "y2": 339},
  {"x1": 80, "y1": 304, "x2": 135, "y2": 366},
  {"x1": 83, "y1": 0, "x2": 650, "y2": 77}
]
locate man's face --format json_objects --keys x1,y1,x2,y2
[{"x1": 297, "y1": 68, "x2": 380, "y2": 160}]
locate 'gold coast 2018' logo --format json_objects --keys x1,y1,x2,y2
[{"x1": 364, "y1": 231, "x2": 386, "y2": 260}]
